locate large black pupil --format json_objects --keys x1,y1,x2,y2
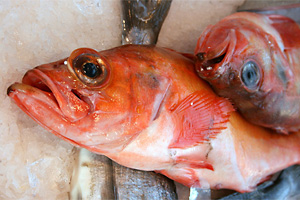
[
  {"x1": 241, "y1": 61, "x2": 259, "y2": 88},
  {"x1": 82, "y1": 62, "x2": 100, "y2": 78}
]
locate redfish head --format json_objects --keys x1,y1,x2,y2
[
  {"x1": 194, "y1": 13, "x2": 291, "y2": 113},
  {"x1": 7, "y1": 45, "x2": 171, "y2": 153}
]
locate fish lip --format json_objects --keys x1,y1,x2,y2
[
  {"x1": 195, "y1": 52, "x2": 227, "y2": 80},
  {"x1": 8, "y1": 69, "x2": 63, "y2": 116},
  {"x1": 23, "y1": 68, "x2": 61, "y2": 107},
  {"x1": 7, "y1": 82, "x2": 88, "y2": 148},
  {"x1": 10, "y1": 66, "x2": 92, "y2": 122}
]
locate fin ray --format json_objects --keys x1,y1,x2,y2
[{"x1": 169, "y1": 91, "x2": 234, "y2": 148}]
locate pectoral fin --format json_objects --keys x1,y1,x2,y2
[{"x1": 169, "y1": 91, "x2": 234, "y2": 148}]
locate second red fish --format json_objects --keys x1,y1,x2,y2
[{"x1": 195, "y1": 12, "x2": 300, "y2": 133}]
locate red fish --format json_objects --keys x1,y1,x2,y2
[
  {"x1": 194, "y1": 12, "x2": 300, "y2": 133},
  {"x1": 7, "y1": 45, "x2": 300, "y2": 192}
]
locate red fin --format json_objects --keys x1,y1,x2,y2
[
  {"x1": 175, "y1": 157, "x2": 214, "y2": 171},
  {"x1": 169, "y1": 91, "x2": 234, "y2": 148}
]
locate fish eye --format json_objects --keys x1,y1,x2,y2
[
  {"x1": 67, "y1": 48, "x2": 109, "y2": 87},
  {"x1": 241, "y1": 61, "x2": 261, "y2": 90},
  {"x1": 73, "y1": 54, "x2": 108, "y2": 86},
  {"x1": 81, "y1": 62, "x2": 102, "y2": 78}
]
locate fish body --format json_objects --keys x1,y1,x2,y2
[
  {"x1": 194, "y1": 12, "x2": 300, "y2": 133},
  {"x1": 71, "y1": 2, "x2": 176, "y2": 199},
  {"x1": 7, "y1": 45, "x2": 300, "y2": 192}
]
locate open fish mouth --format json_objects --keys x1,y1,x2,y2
[
  {"x1": 7, "y1": 67, "x2": 90, "y2": 147},
  {"x1": 195, "y1": 51, "x2": 227, "y2": 80},
  {"x1": 195, "y1": 51, "x2": 228, "y2": 80},
  {"x1": 196, "y1": 52, "x2": 226, "y2": 71},
  {"x1": 7, "y1": 67, "x2": 90, "y2": 121},
  {"x1": 195, "y1": 30, "x2": 236, "y2": 80},
  {"x1": 7, "y1": 68, "x2": 63, "y2": 116}
]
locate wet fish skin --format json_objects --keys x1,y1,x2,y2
[{"x1": 121, "y1": 0, "x2": 172, "y2": 45}]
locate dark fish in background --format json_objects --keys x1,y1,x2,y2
[
  {"x1": 121, "y1": 0, "x2": 172, "y2": 45},
  {"x1": 113, "y1": 162, "x2": 177, "y2": 200},
  {"x1": 70, "y1": 149, "x2": 114, "y2": 199}
]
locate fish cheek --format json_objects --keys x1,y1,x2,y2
[
  {"x1": 136, "y1": 72, "x2": 160, "y2": 89},
  {"x1": 273, "y1": 51, "x2": 293, "y2": 90},
  {"x1": 213, "y1": 60, "x2": 261, "y2": 113},
  {"x1": 210, "y1": 62, "x2": 239, "y2": 93},
  {"x1": 131, "y1": 71, "x2": 170, "y2": 125}
]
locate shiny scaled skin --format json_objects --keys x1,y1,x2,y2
[
  {"x1": 195, "y1": 12, "x2": 300, "y2": 133},
  {"x1": 7, "y1": 45, "x2": 300, "y2": 192}
]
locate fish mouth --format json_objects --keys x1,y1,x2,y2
[
  {"x1": 7, "y1": 81, "x2": 86, "y2": 147},
  {"x1": 195, "y1": 30, "x2": 236, "y2": 80},
  {"x1": 7, "y1": 68, "x2": 90, "y2": 121},
  {"x1": 7, "y1": 68, "x2": 95, "y2": 148},
  {"x1": 195, "y1": 44, "x2": 228, "y2": 79},
  {"x1": 195, "y1": 52, "x2": 227, "y2": 78},
  {"x1": 7, "y1": 69, "x2": 63, "y2": 116}
]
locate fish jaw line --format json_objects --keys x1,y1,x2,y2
[
  {"x1": 7, "y1": 83, "x2": 91, "y2": 148},
  {"x1": 8, "y1": 82, "x2": 63, "y2": 117},
  {"x1": 21, "y1": 68, "x2": 90, "y2": 122},
  {"x1": 7, "y1": 83, "x2": 70, "y2": 140},
  {"x1": 8, "y1": 82, "x2": 129, "y2": 151}
]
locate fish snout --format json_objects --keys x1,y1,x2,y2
[
  {"x1": 7, "y1": 84, "x2": 16, "y2": 96},
  {"x1": 22, "y1": 68, "x2": 90, "y2": 122}
]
